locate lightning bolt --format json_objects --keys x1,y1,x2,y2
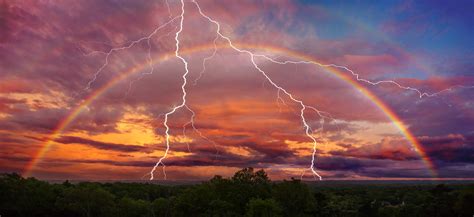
[
  {"x1": 82, "y1": 0, "x2": 473, "y2": 181},
  {"x1": 191, "y1": 0, "x2": 324, "y2": 179},
  {"x1": 253, "y1": 56, "x2": 474, "y2": 98},
  {"x1": 123, "y1": 25, "x2": 178, "y2": 99},
  {"x1": 84, "y1": 16, "x2": 179, "y2": 91},
  {"x1": 182, "y1": 105, "x2": 220, "y2": 157},
  {"x1": 150, "y1": 0, "x2": 190, "y2": 180},
  {"x1": 193, "y1": 34, "x2": 219, "y2": 85}
]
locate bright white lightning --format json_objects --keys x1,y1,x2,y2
[{"x1": 149, "y1": 0, "x2": 190, "y2": 180}]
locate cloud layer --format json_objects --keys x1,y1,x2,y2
[{"x1": 0, "y1": 0, "x2": 473, "y2": 180}]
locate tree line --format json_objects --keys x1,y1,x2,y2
[{"x1": 1, "y1": 168, "x2": 473, "y2": 217}]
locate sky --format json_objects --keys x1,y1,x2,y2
[{"x1": 0, "y1": 0, "x2": 473, "y2": 180}]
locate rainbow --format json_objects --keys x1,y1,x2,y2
[{"x1": 23, "y1": 43, "x2": 437, "y2": 177}]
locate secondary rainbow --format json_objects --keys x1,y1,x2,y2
[{"x1": 23, "y1": 43, "x2": 437, "y2": 177}]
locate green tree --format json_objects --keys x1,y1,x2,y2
[
  {"x1": 173, "y1": 183, "x2": 218, "y2": 217},
  {"x1": 207, "y1": 199, "x2": 238, "y2": 217},
  {"x1": 246, "y1": 198, "x2": 282, "y2": 217},
  {"x1": 117, "y1": 197, "x2": 151, "y2": 217},
  {"x1": 0, "y1": 174, "x2": 58, "y2": 217},
  {"x1": 426, "y1": 184, "x2": 456, "y2": 217},
  {"x1": 151, "y1": 197, "x2": 172, "y2": 217},
  {"x1": 272, "y1": 179, "x2": 317, "y2": 217},
  {"x1": 454, "y1": 187, "x2": 474, "y2": 217},
  {"x1": 56, "y1": 183, "x2": 116, "y2": 217},
  {"x1": 230, "y1": 167, "x2": 272, "y2": 211}
]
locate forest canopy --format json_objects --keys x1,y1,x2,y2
[{"x1": 1, "y1": 168, "x2": 473, "y2": 217}]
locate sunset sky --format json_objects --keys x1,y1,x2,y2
[{"x1": 1, "y1": 0, "x2": 473, "y2": 180}]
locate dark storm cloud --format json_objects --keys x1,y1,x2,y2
[
  {"x1": 68, "y1": 105, "x2": 125, "y2": 135},
  {"x1": 435, "y1": 163, "x2": 474, "y2": 178},
  {"x1": 238, "y1": 141, "x2": 294, "y2": 159},
  {"x1": 0, "y1": 108, "x2": 67, "y2": 133},
  {"x1": 330, "y1": 143, "x2": 419, "y2": 161},
  {"x1": 40, "y1": 158, "x2": 152, "y2": 168},
  {"x1": 335, "y1": 143, "x2": 353, "y2": 149},
  {"x1": 0, "y1": 97, "x2": 26, "y2": 113},
  {"x1": 0, "y1": 133, "x2": 37, "y2": 146},
  {"x1": 55, "y1": 136, "x2": 147, "y2": 153},
  {"x1": 420, "y1": 134, "x2": 474, "y2": 164},
  {"x1": 0, "y1": 105, "x2": 125, "y2": 135},
  {"x1": 0, "y1": 155, "x2": 31, "y2": 163},
  {"x1": 313, "y1": 156, "x2": 372, "y2": 171},
  {"x1": 374, "y1": 76, "x2": 474, "y2": 137}
]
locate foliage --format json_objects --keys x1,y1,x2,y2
[
  {"x1": 246, "y1": 198, "x2": 282, "y2": 217},
  {"x1": 0, "y1": 169, "x2": 473, "y2": 217}
]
